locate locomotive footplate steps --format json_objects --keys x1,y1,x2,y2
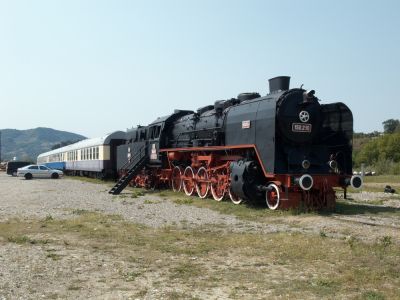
[{"x1": 109, "y1": 146, "x2": 147, "y2": 195}]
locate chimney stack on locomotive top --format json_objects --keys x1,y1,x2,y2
[{"x1": 268, "y1": 76, "x2": 290, "y2": 93}]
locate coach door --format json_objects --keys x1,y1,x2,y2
[{"x1": 148, "y1": 124, "x2": 163, "y2": 164}]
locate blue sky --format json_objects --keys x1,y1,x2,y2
[{"x1": 1, "y1": 0, "x2": 399, "y2": 137}]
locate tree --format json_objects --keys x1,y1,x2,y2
[
  {"x1": 51, "y1": 140, "x2": 82, "y2": 150},
  {"x1": 382, "y1": 119, "x2": 400, "y2": 134}
]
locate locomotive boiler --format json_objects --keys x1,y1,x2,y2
[{"x1": 112, "y1": 76, "x2": 362, "y2": 210}]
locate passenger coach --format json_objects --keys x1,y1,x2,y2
[{"x1": 37, "y1": 131, "x2": 126, "y2": 178}]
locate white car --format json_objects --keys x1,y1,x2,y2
[{"x1": 17, "y1": 164, "x2": 64, "y2": 180}]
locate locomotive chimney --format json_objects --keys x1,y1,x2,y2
[{"x1": 268, "y1": 76, "x2": 290, "y2": 93}]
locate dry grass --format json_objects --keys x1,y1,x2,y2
[{"x1": 0, "y1": 212, "x2": 399, "y2": 299}]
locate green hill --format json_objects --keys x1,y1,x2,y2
[{"x1": 0, "y1": 127, "x2": 86, "y2": 161}]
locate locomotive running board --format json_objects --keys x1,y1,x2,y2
[
  {"x1": 109, "y1": 146, "x2": 147, "y2": 195},
  {"x1": 159, "y1": 144, "x2": 274, "y2": 178}
]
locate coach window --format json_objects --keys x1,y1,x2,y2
[{"x1": 95, "y1": 147, "x2": 99, "y2": 159}]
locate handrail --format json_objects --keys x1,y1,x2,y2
[{"x1": 120, "y1": 145, "x2": 146, "y2": 171}]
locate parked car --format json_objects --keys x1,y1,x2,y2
[
  {"x1": 17, "y1": 165, "x2": 64, "y2": 180},
  {"x1": 6, "y1": 161, "x2": 33, "y2": 176}
]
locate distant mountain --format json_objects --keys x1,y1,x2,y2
[{"x1": 0, "y1": 127, "x2": 86, "y2": 161}]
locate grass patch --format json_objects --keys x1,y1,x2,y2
[
  {"x1": 130, "y1": 188, "x2": 147, "y2": 198},
  {"x1": 7, "y1": 235, "x2": 32, "y2": 244},
  {"x1": 163, "y1": 191, "x2": 315, "y2": 222},
  {"x1": 169, "y1": 261, "x2": 202, "y2": 280},
  {"x1": 72, "y1": 209, "x2": 90, "y2": 215},
  {"x1": 67, "y1": 284, "x2": 82, "y2": 291},
  {"x1": 123, "y1": 271, "x2": 142, "y2": 282},
  {"x1": 7, "y1": 235, "x2": 50, "y2": 245},
  {"x1": 173, "y1": 198, "x2": 194, "y2": 205},
  {"x1": 363, "y1": 175, "x2": 400, "y2": 184},
  {"x1": 46, "y1": 252, "x2": 62, "y2": 260},
  {"x1": 362, "y1": 290, "x2": 386, "y2": 300},
  {"x1": 0, "y1": 213, "x2": 399, "y2": 298},
  {"x1": 143, "y1": 199, "x2": 161, "y2": 204}
]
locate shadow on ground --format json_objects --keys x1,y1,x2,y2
[{"x1": 334, "y1": 201, "x2": 400, "y2": 215}]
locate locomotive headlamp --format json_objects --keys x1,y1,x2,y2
[
  {"x1": 294, "y1": 174, "x2": 314, "y2": 191},
  {"x1": 351, "y1": 175, "x2": 363, "y2": 189},
  {"x1": 302, "y1": 160, "x2": 310, "y2": 169},
  {"x1": 345, "y1": 175, "x2": 363, "y2": 189},
  {"x1": 306, "y1": 90, "x2": 315, "y2": 97},
  {"x1": 302, "y1": 90, "x2": 316, "y2": 103}
]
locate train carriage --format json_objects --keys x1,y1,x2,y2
[{"x1": 37, "y1": 131, "x2": 126, "y2": 178}]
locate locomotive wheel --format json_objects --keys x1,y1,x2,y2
[
  {"x1": 266, "y1": 183, "x2": 280, "y2": 210},
  {"x1": 195, "y1": 167, "x2": 209, "y2": 199},
  {"x1": 210, "y1": 169, "x2": 227, "y2": 201},
  {"x1": 182, "y1": 166, "x2": 195, "y2": 196},
  {"x1": 171, "y1": 166, "x2": 182, "y2": 192},
  {"x1": 228, "y1": 188, "x2": 243, "y2": 205}
]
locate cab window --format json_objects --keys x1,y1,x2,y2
[{"x1": 149, "y1": 125, "x2": 161, "y2": 139}]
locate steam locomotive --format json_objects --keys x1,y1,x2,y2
[{"x1": 113, "y1": 76, "x2": 362, "y2": 210}]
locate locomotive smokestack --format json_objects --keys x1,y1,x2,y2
[{"x1": 268, "y1": 76, "x2": 290, "y2": 93}]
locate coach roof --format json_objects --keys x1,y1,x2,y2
[{"x1": 37, "y1": 131, "x2": 126, "y2": 158}]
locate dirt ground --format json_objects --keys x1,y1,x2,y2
[{"x1": 0, "y1": 172, "x2": 399, "y2": 299}]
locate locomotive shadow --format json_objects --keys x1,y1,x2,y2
[{"x1": 333, "y1": 201, "x2": 400, "y2": 216}]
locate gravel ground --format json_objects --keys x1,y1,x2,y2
[
  {"x1": 1, "y1": 172, "x2": 400, "y2": 299},
  {"x1": 1, "y1": 173, "x2": 399, "y2": 239},
  {"x1": 0, "y1": 173, "x2": 292, "y2": 234}
]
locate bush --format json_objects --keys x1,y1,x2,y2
[{"x1": 354, "y1": 132, "x2": 400, "y2": 174}]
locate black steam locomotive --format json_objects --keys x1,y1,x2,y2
[{"x1": 112, "y1": 76, "x2": 362, "y2": 210}]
